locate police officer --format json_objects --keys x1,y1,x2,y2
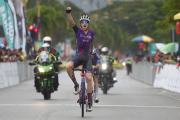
[{"x1": 125, "y1": 54, "x2": 132, "y2": 75}]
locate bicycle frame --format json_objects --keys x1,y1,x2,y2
[
  {"x1": 72, "y1": 67, "x2": 89, "y2": 117},
  {"x1": 79, "y1": 72, "x2": 87, "y2": 101}
]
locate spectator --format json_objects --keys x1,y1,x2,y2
[
  {"x1": 0, "y1": 48, "x2": 4, "y2": 62},
  {"x1": 142, "y1": 51, "x2": 151, "y2": 62},
  {"x1": 1, "y1": 46, "x2": 11, "y2": 62},
  {"x1": 150, "y1": 56, "x2": 155, "y2": 63},
  {"x1": 176, "y1": 55, "x2": 180, "y2": 69},
  {"x1": 155, "y1": 49, "x2": 160, "y2": 63},
  {"x1": 18, "y1": 48, "x2": 25, "y2": 61},
  {"x1": 9, "y1": 49, "x2": 20, "y2": 62}
]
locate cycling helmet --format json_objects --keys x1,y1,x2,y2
[
  {"x1": 98, "y1": 45, "x2": 104, "y2": 51},
  {"x1": 80, "y1": 15, "x2": 90, "y2": 22},
  {"x1": 92, "y1": 46, "x2": 97, "y2": 55},
  {"x1": 42, "y1": 43, "x2": 50, "y2": 52},
  {"x1": 43, "y1": 36, "x2": 52, "y2": 45}
]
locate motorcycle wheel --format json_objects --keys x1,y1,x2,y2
[
  {"x1": 103, "y1": 78, "x2": 108, "y2": 94},
  {"x1": 43, "y1": 81, "x2": 50, "y2": 100}
]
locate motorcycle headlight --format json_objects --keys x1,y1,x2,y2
[
  {"x1": 39, "y1": 68, "x2": 45, "y2": 73},
  {"x1": 46, "y1": 67, "x2": 52, "y2": 72},
  {"x1": 102, "y1": 64, "x2": 107, "y2": 70},
  {"x1": 122, "y1": 62, "x2": 126, "y2": 66}
]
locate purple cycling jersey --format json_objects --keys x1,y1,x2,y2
[{"x1": 73, "y1": 25, "x2": 94, "y2": 56}]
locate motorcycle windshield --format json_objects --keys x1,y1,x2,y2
[
  {"x1": 101, "y1": 56, "x2": 109, "y2": 64},
  {"x1": 38, "y1": 51, "x2": 52, "y2": 64}
]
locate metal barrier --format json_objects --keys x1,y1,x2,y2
[
  {"x1": 17, "y1": 61, "x2": 34, "y2": 82},
  {"x1": 131, "y1": 62, "x2": 156, "y2": 85},
  {"x1": 0, "y1": 61, "x2": 34, "y2": 89}
]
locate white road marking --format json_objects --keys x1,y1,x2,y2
[{"x1": 0, "y1": 104, "x2": 180, "y2": 108}]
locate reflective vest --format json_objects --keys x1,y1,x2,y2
[{"x1": 126, "y1": 58, "x2": 132, "y2": 65}]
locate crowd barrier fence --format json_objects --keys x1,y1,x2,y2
[
  {"x1": 131, "y1": 62, "x2": 156, "y2": 85},
  {"x1": 153, "y1": 64, "x2": 180, "y2": 93},
  {"x1": 0, "y1": 61, "x2": 34, "y2": 89},
  {"x1": 131, "y1": 61, "x2": 180, "y2": 93}
]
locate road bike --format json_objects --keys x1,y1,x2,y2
[{"x1": 72, "y1": 65, "x2": 93, "y2": 117}]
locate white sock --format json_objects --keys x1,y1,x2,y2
[{"x1": 95, "y1": 88, "x2": 98, "y2": 98}]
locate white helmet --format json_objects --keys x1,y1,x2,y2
[
  {"x1": 43, "y1": 36, "x2": 52, "y2": 44},
  {"x1": 101, "y1": 47, "x2": 108, "y2": 53},
  {"x1": 80, "y1": 15, "x2": 90, "y2": 22},
  {"x1": 42, "y1": 43, "x2": 50, "y2": 48}
]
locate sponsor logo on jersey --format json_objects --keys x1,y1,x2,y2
[
  {"x1": 87, "y1": 35, "x2": 91, "y2": 39},
  {"x1": 83, "y1": 39, "x2": 89, "y2": 42}
]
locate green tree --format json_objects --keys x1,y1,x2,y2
[
  {"x1": 27, "y1": 5, "x2": 68, "y2": 45},
  {"x1": 156, "y1": 0, "x2": 180, "y2": 28}
]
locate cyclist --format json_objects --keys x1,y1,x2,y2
[
  {"x1": 34, "y1": 43, "x2": 57, "y2": 92},
  {"x1": 91, "y1": 46, "x2": 100, "y2": 103},
  {"x1": 98, "y1": 45, "x2": 104, "y2": 55},
  {"x1": 66, "y1": 7, "x2": 94, "y2": 111}
]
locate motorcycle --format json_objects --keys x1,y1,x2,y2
[
  {"x1": 29, "y1": 51, "x2": 62, "y2": 100},
  {"x1": 98, "y1": 55, "x2": 117, "y2": 94}
]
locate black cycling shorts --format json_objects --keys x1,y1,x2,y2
[
  {"x1": 93, "y1": 68, "x2": 99, "y2": 76},
  {"x1": 70, "y1": 54, "x2": 92, "y2": 73}
]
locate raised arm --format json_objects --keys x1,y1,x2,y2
[{"x1": 66, "y1": 7, "x2": 75, "y2": 27}]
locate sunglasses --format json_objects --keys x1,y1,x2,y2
[{"x1": 80, "y1": 20, "x2": 89, "y2": 24}]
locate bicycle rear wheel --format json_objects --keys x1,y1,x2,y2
[{"x1": 81, "y1": 82, "x2": 85, "y2": 117}]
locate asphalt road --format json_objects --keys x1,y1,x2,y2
[{"x1": 0, "y1": 68, "x2": 180, "y2": 120}]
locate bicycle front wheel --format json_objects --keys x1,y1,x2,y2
[{"x1": 81, "y1": 82, "x2": 85, "y2": 117}]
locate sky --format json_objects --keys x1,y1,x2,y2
[
  {"x1": 58, "y1": 0, "x2": 109, "y2": 13},
  {"x1": 58, "y1": 0, "x2": 134, "y2": 13}
]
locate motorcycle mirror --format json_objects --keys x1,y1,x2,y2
[
  {"x1": 53, "y1": 61, "x2": 62, "y2": 65},
  {"x1": 29, "y1": 62, "x2": 36, "y2": 66},
  {"x1": 55, "y1": 52, "x2": 59, "y2": 56}
]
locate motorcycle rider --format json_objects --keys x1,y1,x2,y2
[
  {"x1": 66, "y1": 7, "x2": 94, "y2": 111},
  {"x1": 91, "y1": 46, "x2": 100, "y2": 103},
  {"x1": 100, "y1": 47, "x2": 117, "y2": 82},
  {"x1": 34, "y1": 37, "x2": 59, "y2": 92},
  {"x1": 37, "y1": 36, "x2": 57, "y2": 56},
  {"x1": 34, "y1": 43, "x2": 57, "y2": 92}
]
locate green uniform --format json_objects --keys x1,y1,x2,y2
[
  {"x1": 35, "y1": 52, "x2": 57, "y2": 62},
  {"x1": 100, "y1": 54, "x2": 117, "y2": 63}
]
